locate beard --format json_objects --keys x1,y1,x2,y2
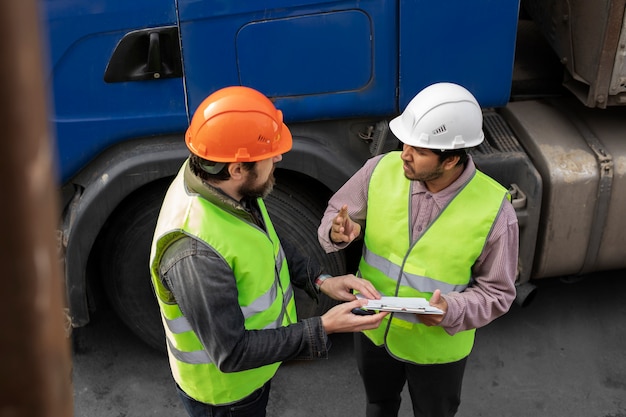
[
  {"x1": 403, "y1": 162, "x2": 444, "y2": 182},
  {"x1": 239, "y1": 167, "x2": 276, "y2": 199}
]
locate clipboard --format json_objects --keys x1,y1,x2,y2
[{"x1": 356, "y1": 294, "x2": 444, "y2": 315}]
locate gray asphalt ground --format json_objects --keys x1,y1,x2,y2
[{"x1": 72, "y1": 269, "x2": 626, "y2": 417}]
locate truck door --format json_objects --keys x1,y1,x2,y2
[
  {"x1": 43, "y1": 0, "x2": 187, "y2": 183},
  {"x1": 176, "y1": 0, "x2": 398, "y2": 122}
]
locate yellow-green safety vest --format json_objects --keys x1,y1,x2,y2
[
  {"x1": 149, "y1": 164, "x2": 297, "y2": 405},
  {"x1": 360, "y1": 152, "x2": 507, "y2": 364}
]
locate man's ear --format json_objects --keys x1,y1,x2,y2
[
  {"x1": 443, "y1": 155, "x2": 461, "y2": 170},
  {"x1": 228, "y1": 162, "x2": 244, "y2": 180}
]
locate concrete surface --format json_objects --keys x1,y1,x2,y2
[{"x1": 72, "y1": 269, "x2": 626, "y2": 417}]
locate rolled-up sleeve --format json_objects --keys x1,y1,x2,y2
[
  {"x1": 439, "y1": 200, "x2": 519, "y2": 335},
  {"x1": 318, "y1": 156, "x2": 383, "y2": 253}
]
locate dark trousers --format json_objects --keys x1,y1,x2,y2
[
  {"x1": 354, "y1": 332, "x2": 467, "y2": 417},
  {"x1": 176, "y1": 381, "x2": 271, "y2": 417}
]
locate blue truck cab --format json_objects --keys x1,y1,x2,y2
[{"x1": 43, "y1": 0, "x2": 529, "y2": 349}]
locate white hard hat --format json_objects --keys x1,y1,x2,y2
[{"x1": 389, "y1": 82, "x2": 484, "y2": 150}]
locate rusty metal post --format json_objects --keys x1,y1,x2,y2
[{"x1": 0, "y1": 1, "x2": 73, "y2": 416}]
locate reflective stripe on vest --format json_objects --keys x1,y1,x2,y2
[
  {"x1": 149, "y1": 163, "x2": 297, "y2": 405},
  {"x1": 362, "y1": 249, "x2": 469, "y2": 294},
  {"x1": 360, "y1": 152, "x2": 507, "y2": 364}
]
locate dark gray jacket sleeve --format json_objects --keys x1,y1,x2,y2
[
  {"x1": 158, "y1": 236, "x2": 329, "y2": 373},
  {"x1": 278, "y1": 236, "x2": 324, "y2": 299}
]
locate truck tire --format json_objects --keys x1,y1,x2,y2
[
  {"x1": 98, "y1": 173, "x2": 345, "y2": 352},
  {"x1": 265, "y1": 172, "x2": 345, "y2": 319},
  {"x1": 97, "y1": 179, "x2": 169, "y2": 352}
]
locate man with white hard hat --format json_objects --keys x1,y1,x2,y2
[{"x1": 318, "y1": 82, "x2": 519, "y2": 417}]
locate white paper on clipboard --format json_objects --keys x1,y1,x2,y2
[{"x1": 356, "y1": 294, "x2": 444, "y2": 315}]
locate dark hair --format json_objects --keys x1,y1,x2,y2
[
  {"x1": 188, "y1": 154, "x2": 255, "y2": 182},
  {"x1": 431, "y1": 148, "x2": 468, "y2": 167}
]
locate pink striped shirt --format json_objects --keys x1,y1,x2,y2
[{"x1": 318, "y1": 154, "x2": 519, "y2": 335}]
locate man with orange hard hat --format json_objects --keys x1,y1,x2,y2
[{"x1": 149, "y1": 86, "x2": 387, "y2": 417}]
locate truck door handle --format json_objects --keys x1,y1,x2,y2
[
  {"x1": 104, "y1": 26, "x2": 182, "y2": 83},
  {"x1": 147, "y1": 32, "x2": 162, "y2": 76}
]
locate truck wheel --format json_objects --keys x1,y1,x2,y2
[
  {"x1": 97, "y1": 179, "x2": 170, "y2": 352},
  {"x1": 98, "y1": 173, "x2": 345, "y2": 352}
]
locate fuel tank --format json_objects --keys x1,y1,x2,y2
[{"x1": 501, "y1": 97, "x2": 626, "y2": 278}]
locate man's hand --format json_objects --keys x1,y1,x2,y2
[
  {"x1": 419, "y1": 289, "x2": 448, "y2": 326},
  {"x1": 321, "y1": 299, "x2": 388, "y2": 334},
  {"x1": 318, "y1": 274, "x2": 381, "y2": 301},
  {"x1": 330, "y1": 205, "x2": 361, "y2": 244}
]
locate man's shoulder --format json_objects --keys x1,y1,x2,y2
[
  {"x1": 475, "y1": 169, "x2": 508, "y2": 192},
  {"x1": 161, "y1": 235, "x2": 215, "y2": 268}
]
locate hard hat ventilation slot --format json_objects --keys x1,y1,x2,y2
[
  {"x1": 432, "y1": 124, "x2": 447, "y2": 135},
  {"x1": 258, "y1": 134, "x2": 270, "y2": 143}
]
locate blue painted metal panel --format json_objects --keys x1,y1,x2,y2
[
  {"x1": 236, "y1": 11, "x2": 372, "y2": 95},
  {"x1": 398, "y1": 0, "x2": 520, "y2": 109},
  {"x1": 41, "y1": 0, "x2": 187, "y2": 183},
  {"x1": 177, "y1": 0, "x2": 397, "y2": 122},
  {"x1": 43, "y1": 0, "x2": 521, "y2": 184}
]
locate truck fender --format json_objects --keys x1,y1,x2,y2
[
  {"x1": 61, "y1": 135, "x2": 188, "y2": 327},
  {"x1": 281, "y1": 129, "x2": 382, "y2": 193}
]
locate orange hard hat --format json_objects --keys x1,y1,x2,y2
[{"x1": 185, "y1": 86, "x2": 293, "y2": 162}]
